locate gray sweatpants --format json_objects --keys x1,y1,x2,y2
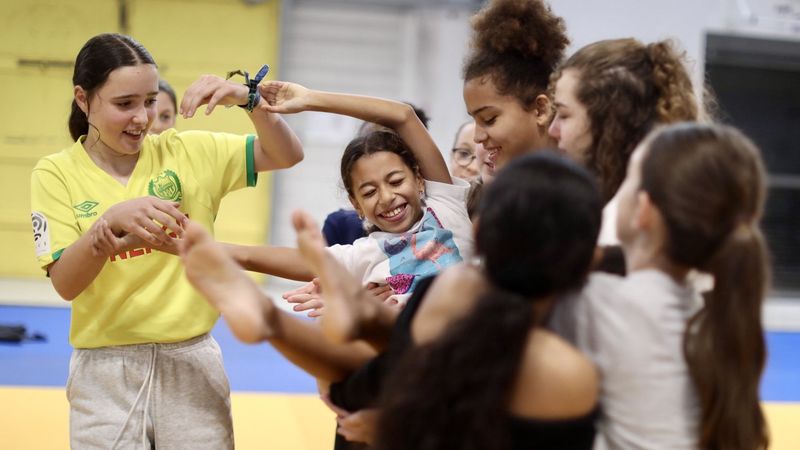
[{"x1": 67, "y1": 334, "x2": 234, "y2": 449}]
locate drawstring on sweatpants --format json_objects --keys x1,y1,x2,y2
[{"x1": 110, "y1": 345, "x2": 158, "y2": 449}]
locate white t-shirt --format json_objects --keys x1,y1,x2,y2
[
  {"x1": 598, "y1": 191, "x2": 620, "y2": 246},
  {"x1": 327, "y1": 178, "x2": 472, "y2": 304},
  {"x1": 549, "y1": 270, "x2": 702, "y2": 450}
]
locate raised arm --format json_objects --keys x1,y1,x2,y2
[
  {"x1": 260, "y1": 81, "x2": 451, "y2": 184},
  {"x1": 180, "y1": 75, "x2": 304, "y2": 172}
]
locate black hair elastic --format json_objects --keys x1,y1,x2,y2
[{"x1": 226, "y1": 64, "x2": 270, "y2": 112}]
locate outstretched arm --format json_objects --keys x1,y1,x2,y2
[
  {"x1": 260, "y1": 81, "x2": 451, "y2": 184},
  {"x1": 222, "y1": 243, "x2": 315, "y2": 282},
  {"x1": 180, "y1": 75, "x2": 304, "y2": 172}
]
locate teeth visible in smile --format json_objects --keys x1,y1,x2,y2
[
  {"x1": 125, "y1": 130, "x2": 143, "y2": 136},
  {"x1": 382, "y1": 206, "x2": 404, "y2": 218}
]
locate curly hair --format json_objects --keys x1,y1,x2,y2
[
  {"x1": 552, "y1": 38, "x2": 698, "y2": 203},
  {"x1": 464, "y1": 0, "x2": 569, "y2": 110}
]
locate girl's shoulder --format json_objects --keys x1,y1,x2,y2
[
  {"x1": 510, "y1": 329, "x2": 599, "y2": 420},
  {"x1": 410, "y1": 263, "x2": 486, "y2": 344}
]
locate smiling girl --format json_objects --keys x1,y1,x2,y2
[
  {"x1": 462, "y1": 0, "x2": 569, "y2": 170},
  {"x1": 30, "y1": 33, "x2": 303, "y2": 449},
  {"x1": 224, "y1": 82, "x2": 473, "y2": 306}
]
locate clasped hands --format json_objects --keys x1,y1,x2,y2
[{"x1": 89, "y1": 196, "x2": 186, "y2": 257}]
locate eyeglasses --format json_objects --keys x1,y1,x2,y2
[{"x1": 452, "y1": 148, "x2": 476, "y2": 167}]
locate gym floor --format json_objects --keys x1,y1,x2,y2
[{"x1": 1, "y1": 303, "x2": 799, "y2": 449}]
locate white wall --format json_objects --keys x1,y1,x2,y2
[
  {"x1": 550, "y1": 0, "x2": 800, "y2": 90},
  {"x1": 264, "y1": 0, "x2": 800, "y2": 302}
]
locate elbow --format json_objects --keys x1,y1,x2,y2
[
  {"x1": 53, "y1": 283, "x2": 78, "y2": 302},
  {"x1": 395, "y1": 103, "x2": 416, "y2": 127},
  {"x1": 288, "y1": 148, "x2": 305, "y2": 166}
]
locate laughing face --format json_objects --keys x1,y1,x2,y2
[
  {"x1": 463, "y1": 76, "x2": 551, "y2": 171},
  {"x1": 77, "y1": 64, "x2": 159, "y2": 156},
  {"x1": 349, "y1": 151, "x2": 425, "y2": 234}
]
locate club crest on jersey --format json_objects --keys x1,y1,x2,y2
[{"x1": 148, "y1": 169, "x2": 182, "y2": 202}]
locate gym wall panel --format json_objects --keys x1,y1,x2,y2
[
  {"x1": 0, "y1": 0, "x2": 117, "y2": 278},
  {"x1": 0, "y1": 0, "x2": 282, "y2": 282}
]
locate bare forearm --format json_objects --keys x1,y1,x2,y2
[
  {"x1": 48, "y1": 233, "x2": 108, "y2": 301},
  {"x1": 223, "y1": 243, "x2": 315, "y2": 281},
  {"x1": 305, "y1": 91, "x2": 451, "y2": 183},
  {"x1": 268, "y1": 310, "x2": 377, "y2": 382},
  {"x1": 249, "y1": 108, "x2": 304, "y2": 171},
  {"x1": 305, "y1": 90, "x2": 411, "y2": 127}
]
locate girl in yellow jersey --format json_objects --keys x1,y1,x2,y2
[{"x1": 29, "y1": 33, "x2": 303, "y2": 449}]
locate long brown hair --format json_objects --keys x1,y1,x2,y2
[
  {"x1": 554, "y1": 38, "x2": 698, "y2": 203},
  {"x1": 641, "y1": 123, "x2": 769, "y2": 450},
  {"x1": 463, "y1": 0, "x2": 569, "y2": 110}
]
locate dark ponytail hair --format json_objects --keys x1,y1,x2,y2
[
  {"x1": 641, "y1": 123, "x2": 769, "y2": 450},
  {"x1": 552, "y1": 38, "x2": 698, "y2": 203},
  {"x1": 376, "y1": 152, "x2": 601, "y2": 450},
  {"x1": 69, "y1": 33, "x2": 156, "y2": 140},
  {"x1": 463, "y1": 0, "x2": 569, "y2": 110}
]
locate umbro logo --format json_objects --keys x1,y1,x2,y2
[{"x1": 74, "y1": 200, "x2": 99, "y2": 218}]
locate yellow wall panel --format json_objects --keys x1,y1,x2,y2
[
  {"x1": 0, "y1": 0, "x2": 117, "y2": 61},
  {"x1": 0, "y1": 0, "x2": 283, "y2": 281}
]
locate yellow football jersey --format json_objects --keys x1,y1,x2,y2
[{"x1": 30, "y1": 129, "x2": 256, "y2": 348}]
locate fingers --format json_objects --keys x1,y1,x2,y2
[
  {"x1": 130, "y1": 218, "x2": 168, "y2": 246},
  {"x1": 336, "y1": 409, "x2": 377, "y2": 444},
  {"x1": 205, "y1": 89, "x2": 226, "y2": 116},
  {"x1": 366, "y1": 283, "x2": 394, "y2": 301},
  {"x1": 151, "y1": 201, "x2": 186, "y2": 237},
  {"x1": 180, "y1": 75, "x2": 247, "y2": 118},
  {"x1": 96, "y1": 219, "x2": 121, "y2": 255},
  {"x1": 293, "y1": 298, "x2": 324, "y2": 312},
  {"x1": 284, "y1": 293, "x2": 317, "y2": 304},
  {"x1": 281, "y1": 280, "x2": 318, "y2": 299}
]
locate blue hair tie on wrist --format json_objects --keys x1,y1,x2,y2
[{"x1": 226, "y1": 64, "x2": 270, "y2": 112}]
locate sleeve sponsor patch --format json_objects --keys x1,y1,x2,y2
[{"x1": 31, "y1": 211, "x2": 50, "y2": 257}]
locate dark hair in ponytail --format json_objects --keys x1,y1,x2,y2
[
  {"x1": 552, "y1": 38, "x2": 698, "y2": 203},
  {"x1": 640, "y1": 123, "x2": 769, "y2": 450},
  {"x1": 69, "y1": 33, "x2": 156, "y2": 140},
  {"x1": 375, "y1": 152, "x2": 601, "y2": 450}
]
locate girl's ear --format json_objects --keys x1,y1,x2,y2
[
  {"x1": 634, "y1": 191, "x2": 658, "y2": 230},
  {"x1": 534, "y1": 94, "x2": 552, "y2": 127},
  {"x1": 74, "y1": 86, "x2": 89, "y2": 115},
  {"x1": 348, "y1": 196, "x2": 364, "y2": 219},
  {"x1": 416, "y1": 173, "x2": 425, "y2": 194}
]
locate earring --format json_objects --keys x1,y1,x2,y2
[{"x1": 419, "y1": 190, "x2": 427, "y2": 207}]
